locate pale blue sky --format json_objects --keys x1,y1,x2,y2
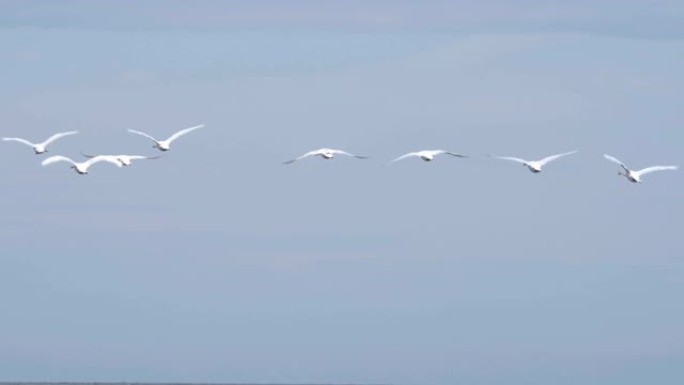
[{"x1": 1, "y1": 2, "x2": 683, "y2": 384}]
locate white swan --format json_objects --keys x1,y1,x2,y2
[
  {"x1": 390, "y1": 150, "x2": 467, "y2": 164},
  {"x1": 81, "y1": 152, "x2": 161, "y2": 167},
  {"x1": 603, "y1": 154, "x2": 678, "y2": 183},
  {"x1": 2, "y1": 131, "x2": 78, "y2": 154},
  {"x1": 284, "y1": 148, "x2": 369, "y2": 165},
  {"x1": 128, "y1": 124, "x2": 204, "y2": 151},
  {"x1": 489, "y1": 151, "x2": 579, "y2": 173},
  {"x1": 41, "y1": 155, "x2": 122, "y2": 175}
]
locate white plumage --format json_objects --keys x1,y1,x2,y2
[
  {"x1": 603, "y1": 154, "x2": 678, "y2": 183},
  {"x1": 489, "y1": 151, "x2": 579, "y2": 173},
  {"x1": 389, "y1": 150, "x2": 467, "y2": 164},
  {"x1": 2, "y1": 131, "x2": 79, "y2": 154},
  {"x1": 128, "y1": 124, "x2": 204, "y2": 151},
  {"x1": 81, "y1": 152, "x2": 161, "y2": 167},
  {"x1": 284, "y1": 148, "x2": 369, "y2": 165},
  {"x1": 41, "y1": 155, "x2": 122, "y2": 175}
]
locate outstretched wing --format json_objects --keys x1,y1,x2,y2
[
  {"x1": 538, "y1": 150, "x2": 578, "y2": 166},
  {"x1": 85, "y1": 155, "x2": 123, "y2": 168},
  {"x1": 488, "y1": 155, "x2": 528, "y2": 164},
  {"x1": 635, "y1": 165, "x2": 678, "y2": 177},
  {"x1": 389, "y1": 152, "x2": 419, "y2": 164},
  {"x1": 128, "y1": 129, "x2": 159, "y2": 143},
  {"x1": 603, "y1": 154, "x2": 629, "y2": 172},
  {"x1": 331, "y1": 149, "x2": 369, "y2": 159},
  {"x1": 41, "y1": 155, "x2": 76, "y2": 167},
  {"x1": 127, "y1": 155, "x2": 162, "y2": 160},
  {"x1": 166, "y1": 124, "x2": 204, "y2": 143},
  {"x1": 283, "y1": 150, "x2": 321, "y2": 165},
  {"x1": 41, "y1": 131, "x2": 78, "y2": 146},
  {"x1": 444, "y1": 151, "x2": 467, "y2": 158},
  {"x1": 2, "y1": 137, "x2": 36, "y2": 147}
]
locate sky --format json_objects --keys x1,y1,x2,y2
[{"x1": 1, "y1": 1, "x2": 683, "y2": 384}]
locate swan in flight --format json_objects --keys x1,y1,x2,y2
[
  {"x1": 603, "y1": 154, "x2": 678, "y2": 183},
  {"x1": 390, "y1": 150, "x2": 467, "y2": 164},
  {"x1": 41, "y1": 155, "x2": 122, "y2": 175},
  {"x1": 2, "y1": 131, "x2": 79, "y2": 154},
  {"x1": 80, "y1": 152, "x2": 161, "y2": 167},
  {"x1": 489, "y1": 150, "x2": 579, "y2": 173},
  {"x1": 127, "y1": 124, "x2": 204, "y2": 151},
  {"x1": 284, "y1": 148, "x2": 369, "y2": 165}
]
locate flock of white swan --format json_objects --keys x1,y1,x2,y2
[
  {"x1": 2, "y1": 125, "x2": 203, "y2": 174},
  {"x1": 2, "y1": 124, "x2": 679, "y2": 183}
]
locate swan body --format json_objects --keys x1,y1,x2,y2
[
  {"x1": 81, "y1": 152, "x2": 161, "y2": 167},
  {"x1": 41, "y1": 155, "x2": 122, "y2": 175},
  {"x1": 284, "y1": 148, "x2": 369, "y2": 165},
  {"x1": 489, "y1": 151, "x2": 579, "y2": 173},
  {"x1": 128, "y1": 124, "x2": 204, "y2": 151},
  {"x1": 2, "y1": 131, "x2": 78, "y2": 154},
  {"x1": 603, "y1": 154, "x2": 678, "y2": 183},
  {"x1": 390, "y1": 150, "x2": 467, "y2": 164}
]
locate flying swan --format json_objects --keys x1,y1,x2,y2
[
  {"x1": 603, "y1": 154, "x2": 678, "y2": 183},
  {"x1": 389, "y1": 150, "x2": 467, "y2": 164},
  {"x1": 128, "y1": 124, "x2": 204, "y2": 151},
  {"x1": 488, "y1": 151, "x2": 579, "y2": 173},
  {"x1": 2, "y1": 131, "x2": 79, "y2": 154},
  {"x1": 284, "y1": 148, "x2": 369, "y2": 165}
]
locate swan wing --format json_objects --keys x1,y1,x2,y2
[
  {"x1": 332, "y1": 149, "x2": 369, "y2": 159},
  {"x1": 538, "y1": 150, "x2": 578, "y2": 165},
  {"x1": 444, "y1": 151, "x2": 467, "y2": 158},
  {"x1": 41, "y1": 155, "x2": 76, "y2": 167},
  {"x1": 603, "y1": 154, "x2": 630, "y2": 172},
  {"x1": 128, "y1": 129, "x2": 159, "y2": 143},
  {"x1": 82, "y1": 153, "x2": 161, "y2": 161},
  {"x1": 389, "y1": 152, "x2": 419, "y2": 164},
  {"x1": 85, "y1": 155, "x2": 123, "y2": 168},
  {"x1": 166, "y1": 124, "x2": 204, "y2": 143},
  {"x1": 283, "y1": 150, "x2": 321, "y2": 165},
  {"x1": 488, "y1": 155, "x2": 528, "y2": 164},
  {"x1": 2, "y1": 137, "x2": 35, "y2": 147},
  {"x1": 634, "y1": 165, "x2": 678, "y2": 177},
  {"x1": 127, "y1": 155, "x2": 162, "y2": 160},
  {"x1": 41, "y1": 131, "x2": 78, "y2": 146}
]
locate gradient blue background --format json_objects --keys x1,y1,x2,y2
[{"x1": 1, "y1": 1, "x2": 683, "y2": 384}]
